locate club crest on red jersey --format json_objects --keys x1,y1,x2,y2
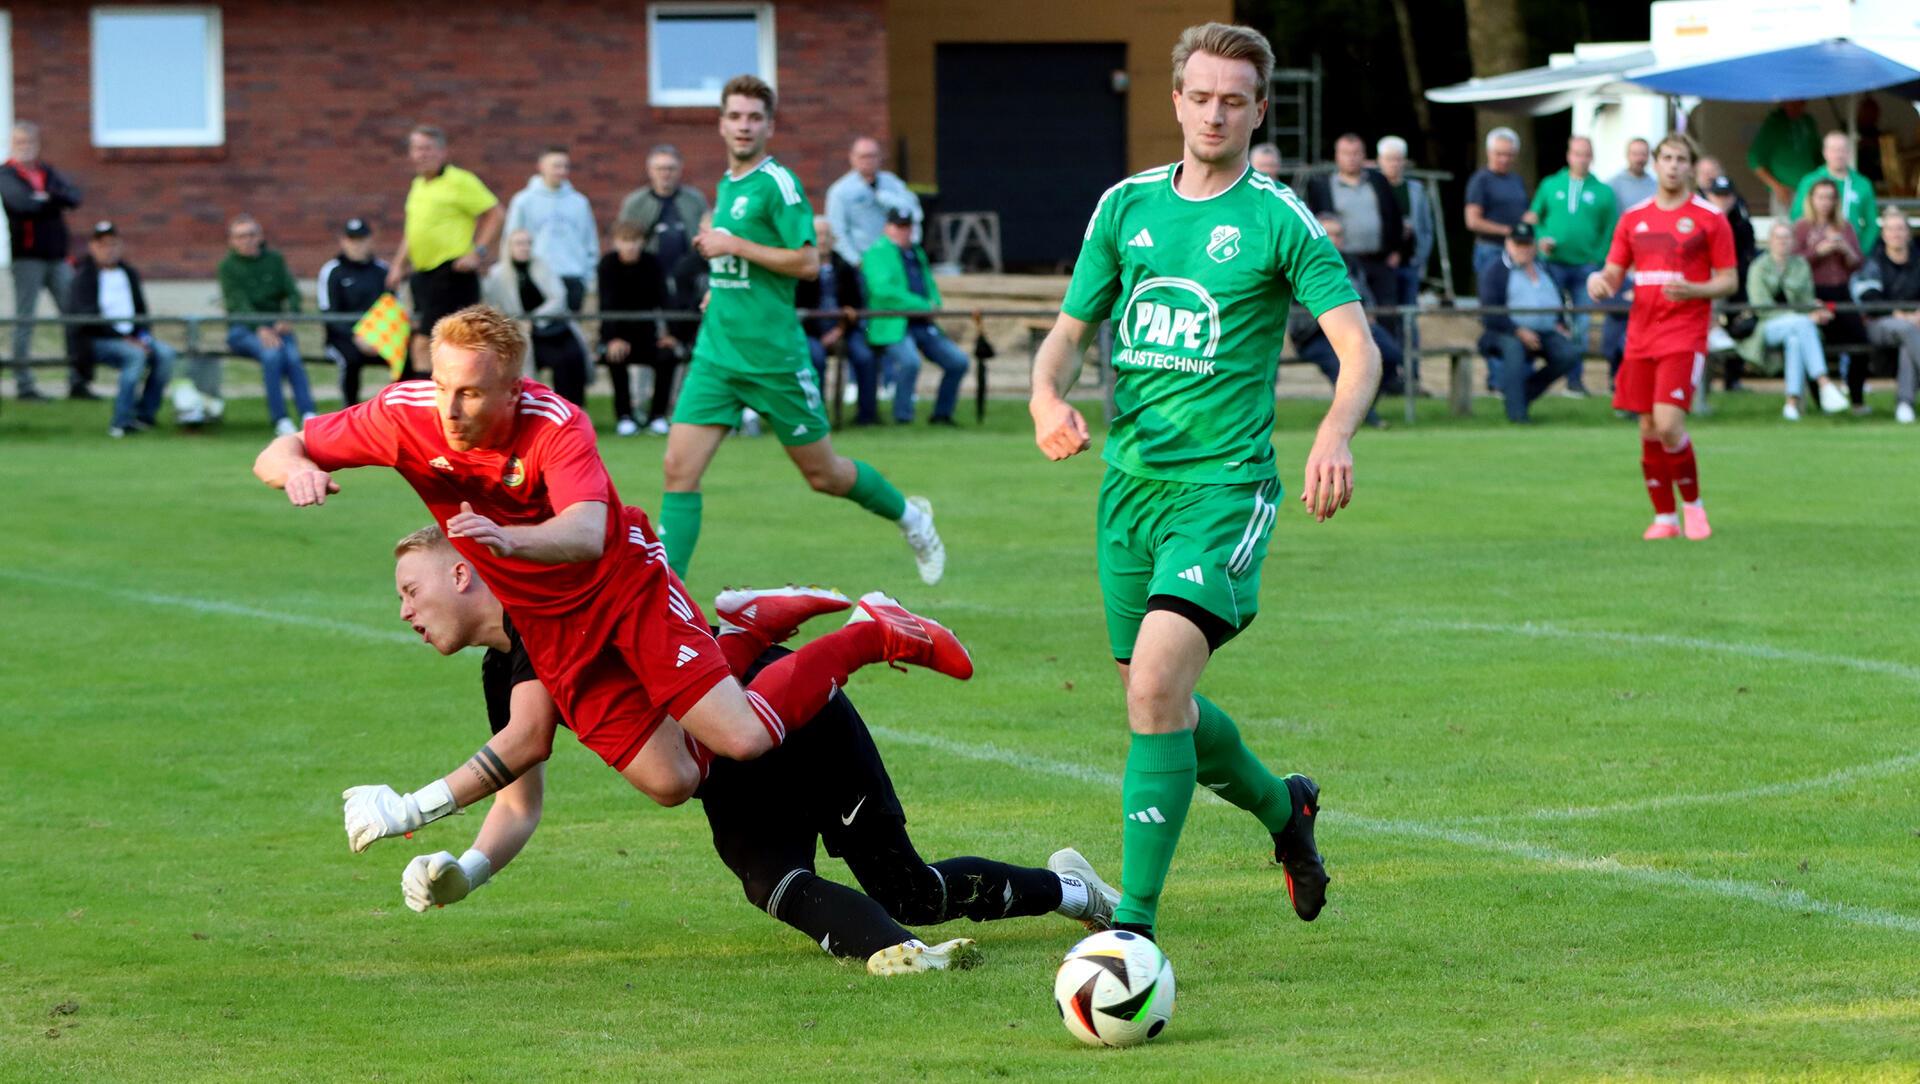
[
  {"x1": 503, "y1": 457, "x2": 526, "y2": 487},
  {"x1": 1677, "y1": 217, "x2": 1695, "y2": 233}
]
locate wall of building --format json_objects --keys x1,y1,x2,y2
[{"x1": 10, "y1": 0, "x2": 888, "y2": 280}]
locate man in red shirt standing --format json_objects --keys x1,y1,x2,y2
[
  {"x1": 252, "y1": 306, "x2": 970, "y2": 839},
  {"x1": 1589, "y1": 132, "x2": 1736, "y2": 541}
]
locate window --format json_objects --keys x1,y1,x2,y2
[
  {"x1": 647, "y1": 3, "x2": 776, "y2": 108},
  {"x1": 91, "y1": 6, "x2": 224, "y2": 147}
]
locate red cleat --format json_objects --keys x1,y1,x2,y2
[
  {"x1": 713, "y1": 585, "x2": 851, "y2": 643},
  {"x1": 1682, "y1": 504, "x2": 1712, "y2": 541},
  {"x1": 848, "y1": 591, "x2": 974, "y2": 680},
  {"x1": 1642, "y1": 520, "x2": 1681, "y2": 541}
]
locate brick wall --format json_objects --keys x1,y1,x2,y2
[{"x1": 10, "y1": 0, "x2": 889, "y2": 280}]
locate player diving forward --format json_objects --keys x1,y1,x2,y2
[
  {"x1": 1587, "y1": 132, "x2": 1736, "y2": 541},
  {"x1": 1028, "y1": 23, "x2": 1380, "y2": 940},
  {"x1": 354, "y1": 530, "x2": 1116, "y2": 974}
]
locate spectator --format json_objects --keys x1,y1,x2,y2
[
  {"x1": 1306, "y1": 132, "x2": 1404, "y2": 320},
  {"x1": 483, "y1": 228, "x2": 589, "y2": 408},
  {"x1": 796, "y1": 214, "x2": 883, "y2": 425},
  {"x1": 1790, "y1": 131, "x2": 1879, "y2": 255},
  {"x1": 1606, "y1": 137, "x2": 1656, "y2": 212},
  {"x1": 1251, "y1": 142, "x2": 1284, "y2": 183},
  {"x1": 616, "y1": 144, "x2": 707, "y2": 376},
  {"x1": 863, "y1": 209, "x2": 966, "y2": 425},
  {"x1": 1285, "y1": 212, "x2": 1393, "y2": 427},
  {"x1": 1704, "y1": 176, "x2": 1757, "y2": 390},
  {"x1": 387, "y1": 124, "x2": 502, "y2": 377},
  {"x1": 826, "y1": 137, "x2": 923, "y2": 268},
  {"x1": 597, "y1": 219, "x2": 672, "y2": 436},
  {"x1": 219, "y1": 214, "x2": 314, "y2": 436},
  {"x1": 1523, "y1": 135, "x2": 1615, "y2": 396},
  {"x1": 504, "y1": 144, "x2": 598, "y2": 313},
  {"x1": 1, "y1": 121, "x2": 83, "y2": 401},
  {"x1": 1748, "y1": 98, "x2": 1821, "y2": 214},
  {"x1": 68, "y1": 221, "x2": 175, "y2": 437},
  {"x1": 1851, "y1": 207, "x2": 1920, "y2": 425},
  {"x1": 1465, "y1": 127, "x2": 1529, "y2": 284},
  {"x1": 316, "y1": 218, "x2": 390, "y2": 405},
  {"x1": 1476, "y1": 223, "x2": 1580, "y2": 423},
  {"x1": 1742, "y1": 221, "x2": 1845, "y2": 421},
  {"x1": 1793, "y1": 178, "x2": 1868, "y2": 413},
  {"x1": 1376, "y1": 136, "x2": 1432, "y2": 319}
]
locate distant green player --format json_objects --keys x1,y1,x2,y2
[
  {"x1": 661, "y1": 75, "x2": 944, "y2": 585},
  {"x1": 1028, "y1": 23, "x2": 1381, "y2": 939}
]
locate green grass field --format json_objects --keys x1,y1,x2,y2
[{"x1": 5, "y1": 390, "x2": 1920, "y2": 1081}]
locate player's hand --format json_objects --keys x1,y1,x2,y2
[
  {"x1": 1030, "y1": 395, "x2": 1090, "y2": 460},
  {"x1": 342, "y1": 784, "x2": 425, "y2": 854},
  {"x1": 1661, "y1": 280, "x2": 1700, "y2": 301},
  {"x1": 403, "y1": 851, "x2": 470, "y2": 912},
  {"x1": 445, "y1": 501, "x2": 514, "y2": 557},
  {"x1": 693, "y1": 228, "x2": 736, "y2": 259},
  {"x1": 1301, "y1": 429, "x2": 1354, "y2": 523},
  {"x1": 285, "y1": 468, "x2": 339, "y2": 507},
  {"x1": 1586, "y1": 272, "x2": 1616, "y2": 301},
  {"x1": 606, "y1": 338, "x2": 631, "y2": 362}
]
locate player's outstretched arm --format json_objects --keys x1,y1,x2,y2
[
  {"x1": 253, "y1": 433, "x2": 339, "y2": 506},
  {"x1": 402, "y1": 766, "x2": 546, "y2": 913},
  {"x1": 445, "y1": 499, "x2": 608, "y2": 563},
  {"x1": 1303, "y1": 301, "x2": 1381, "y2": 523},
  {"x1": 1028, "y1": 313, "x2": 1096, "y2": 461},
  {"x1": 1587, "y1": 262, "x2": 1626, "y2": 301}
]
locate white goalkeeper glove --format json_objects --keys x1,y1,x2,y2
[
  {"x1": 402, "y1": 849, "x2": 493, "y2": 912},
  {"x1": 341, "y1": 780, "x2": 458, "y2": 853}
]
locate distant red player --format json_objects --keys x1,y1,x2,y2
[
  {"x1": 253, "y1": 305, "x2": 969, "y2": 836},
  {"x1": 1588, "y1": 131, "x2": 1736, "y2": 542}
]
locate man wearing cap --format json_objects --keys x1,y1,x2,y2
[
  {"x1": 67, "y1": 221, "x2": 176, "y2": 436},
  {"x1": 1477, "y1": 222, "x2": 1581, "y2": 423},
  {"x1": 318, "y1": 218, "x2": 392, "y2": 405},
  {"x1": 862, "y1": 208, "x2": 967, "y2": 426},
  {"x1": 1523, "y1": 136, "x2": 1615, "y2": 397},
  {"x1": 386, "y1": 124, "x2": 502, "y2": 377}
]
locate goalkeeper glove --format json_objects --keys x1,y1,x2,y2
[
  {"x1": 341, "y1": 779, "x2": 458, "y2": 853},
  {"x1": 402, "y1": 849, "x2": 492, "y2": 912}
]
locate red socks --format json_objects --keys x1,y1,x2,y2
[
  {"x1": 738, "y1": 621, "x2": 886, "y2": 744},
  {"x1": 1640, "y1": 439, "x2": 1676, "y2": 515},
  {"x1": 1666, "y1": 437, "x2": 1700, "y2": 504}
]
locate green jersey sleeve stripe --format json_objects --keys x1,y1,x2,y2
[
  {"x1": 1083, "y1": 166, "x2": 1174, "y2": 241},
  {"x1": 758, "y1": 160, "x2": 803, "y2": 205},
  {"x1": 1248, "y1": 176, "x2": 1326, "y2": 239}
]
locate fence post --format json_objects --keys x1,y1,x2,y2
[{"x1": 1401, "y1": 306, "x2": 1417, "y2": 426}]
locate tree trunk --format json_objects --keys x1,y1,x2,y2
[
  {"x1": 1463, "y1": 0, "x2": 1533, "y2": 182},
  {"x1": 1389, "y1": 0, "x2": 1441, "y2": 168}
]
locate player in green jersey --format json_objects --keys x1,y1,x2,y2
[
  {"x1": 660, "y1": 75, "x2": 945, "y2": 586},
  {"x1": 1027, "y1": 23, "x2": 1381, "y2": 940}
]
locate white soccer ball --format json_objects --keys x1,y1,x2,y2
[{"x1": 1052, "y1": 929, "x2": 1175, "y2": 1047}]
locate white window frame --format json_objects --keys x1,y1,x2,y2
[
  {"x1": 90, "y1": 5, "x2": 225, "y2": 147},
  {"x1": 646, "y1": 2, "x2": 776, "y2": 108}
]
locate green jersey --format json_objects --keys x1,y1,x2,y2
[
  {"x1": 692, "y1": 157, "x2": 817, "y2": 374},
  {"x1": 1062, "y1": 163, "x2": 1358, "y2": 484}
]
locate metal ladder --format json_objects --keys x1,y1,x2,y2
[{"x1": 1266, "y1": 56, "x2": 1321, "y2": 166}]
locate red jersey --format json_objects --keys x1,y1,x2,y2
[
  {"x1": 303, "y1": 379, "x2": 635, "y2": 619},
  {"x1": 1607, "y1": 193, "x2": 1736, "y2": 359}
]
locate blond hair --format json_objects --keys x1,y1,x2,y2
[
  {"x1": 393, "y1": 523, "x2": 455, "y2": 559},
  {"x1": 1654, "y1": 131, "x2": 1700, "y2": 165},
  {"x1": 1171, "y1": 23, "x2": 1274, "y2": 97},
  {"x1": 430, "y1": 304, "x2": 527, "y2": 382}
]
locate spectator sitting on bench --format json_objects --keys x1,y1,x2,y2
[
  {"x1": 1742, "y1": 221, "x2": 1846, "y2": 421},
  {"x1": 219, "y1": 213, "x2": 314, "y2": 435},
  {"x1": 1286, "y1": 212, "x2": 1389, "y2": 428},
  {"x1": 1476, "y1": 222, "x2": 1579, "y2": 424},
  {"x1": 317, "y1": 217, "x2": 390, "y2": 405},
  {"x1": 69, "y1": 220, "x2": 175, "y2": 437},
  {"x1": 864, "y1": 208, "x2": 967, "y2": 426},
  {"x1": 1792, "y1": 179, "x2": 1868, "y2": 414},
  {"x1": 1851, "y1": 206, "x2": 1920, "y2": 426}
]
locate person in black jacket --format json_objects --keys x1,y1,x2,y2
[
  {"x1": 797, "y1": 215, "x2": 882, "y2": 425},
  {"x1": 68, "y1": 222, "x2": 175, "y2": 436},
  {"x1": 1852, "y1": 206, "x2": 1920, "y2": 424},
  {"x1": 316, "y1": 218, "x2": 391, "y2": 405},
  {"x1": 1703, "y1": 175, "x2": 1757, "y2": 390},
  {"x1": 597, "y1": 220, "x2": 672, "y2": 435},
  {"x1": 0, "y1": 121, "x2": 83, "y2": 400},
  {"x1": 1305, "y1": 133, "x2": 1405, "y2": 325}
]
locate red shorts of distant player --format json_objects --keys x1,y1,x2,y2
[{"x1": 1612, "y1": 351, "x2": 1703, "y2": 415}]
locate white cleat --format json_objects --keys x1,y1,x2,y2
[
  {"x1": 1817, "y1": 382, "x2": 1850, "y2": 415},
  {"x1": 1047, "y1": 848, "x2": 1120, "y2": 932},
  {"x1": 1897, "y1": 402, "x2": 1916, "y2": 425},
  {"x1": 866, "y1": 937, "x2": 983, "y2": 976},
  {"x1": 900, "y1": 496, "x2": 945, "y2": 585}
]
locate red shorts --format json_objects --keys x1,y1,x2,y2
[
  {"x1": 1613, "y1": 351, "x2": 1704, "y2": 415},
  {"x1": 515, "y1": 553, "x2": 731, "y2": 772}
]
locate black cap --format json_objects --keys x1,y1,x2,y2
[
  {"x1": 91, "y1": 220, "x2": 116, "y2": 238},
  {"x1": 342, "y1": 217, "x2": 371, "y2": 237},
  {"x1": 1707, "y1": 175, "x2": 1735, "y2": 196},
  {"x1": 1509, "y1": 221, "x2": 1536, "y2": 244},
  {"x1": 884, "y1": 207, "x2": 915, "y2": 227}
]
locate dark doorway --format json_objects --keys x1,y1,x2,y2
[{"x1": 935, "y1": 42, "x2": 1128, "y2": 270}]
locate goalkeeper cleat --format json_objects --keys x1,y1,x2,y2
[
  {"x1": 847, "y1": 592, "x2": 973, "y2": 680},
  {"x1": 1272, "y1": 774, "x2": 1329, "y2": 922},
  {"x1": 713, "y1": 585, "x2": 851, "y2": 643},
  {"x1": 866, "y1": 937, "x2": 983, "y2": 976},
  {"x1": 1047, "y1": 847, "x2": 1120, "y2": 931}
]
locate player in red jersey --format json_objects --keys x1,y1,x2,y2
[
  {"x1": 1588, "y1": 132, "x2": 1736, "y2": 541},
  {"x1": 253, "y1": 306, "x2": 971, "y2": 832}
]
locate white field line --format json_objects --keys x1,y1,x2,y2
[{"x1": 0, "y1": 569, "x2": 418, "y2": 646}]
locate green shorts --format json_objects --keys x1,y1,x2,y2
[
  {"x1": 671, "y1": 360, "x2": 830, "y2": 447},
  {"x1": 1096, "y1": 468, "x2": 1282, "y2": 661}
]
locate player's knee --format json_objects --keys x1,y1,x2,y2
[
  {"x1": 625, "y1": 762, "x2": 699, "y2": 808},
  {"x1": 799, "y1": 459, "x2": 843, "y2": 494},
  {"x1": 704, "y1": 725, "x2": 773, "y2": 764},
  {"x1": 661, "y1": 450, "x2": 700, "y2": 490},
  {"x1": 1125, "y1": 672, "x2": 1191, "y2": 730}
]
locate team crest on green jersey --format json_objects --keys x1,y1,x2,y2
[
  {"x1": 1206, "y1": 225, "x2": 1242, "y2": 263},
  {"x1": 730, "y1": 195, "x2": 749, "y2": 219}
]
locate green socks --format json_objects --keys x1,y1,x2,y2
[
  {"x1": 1192, "y1": 693, "x2": 1294, "y2": 834},
  {"x1": 845, "y1": 460, "x2": 907, "y2": 521},
  {"x1": 1114, "y1": 729, "x2": 1197, "y2": 930},
  {"x1": 659, "y1": 491, "x2": 703, "y2": 579}
]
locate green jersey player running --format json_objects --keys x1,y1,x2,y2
[
  {"x1": 1028, "y1": 23, "x2": 1381, "y2": 940},
  {"x1": 661, "y1": 75, "x2": 944, "y2": 586}
]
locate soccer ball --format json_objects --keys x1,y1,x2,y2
[{"x1": 1052, "y1": 930, "x2": 1175, "y2": 1047}]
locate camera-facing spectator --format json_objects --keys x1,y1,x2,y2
[
  {"x1": 317, "y1": 218, "x2": 390, "y2": 405},
  {"x1": 1793, "y1": 178, "x2": 1868, "y2": 412},
  {"x1": 1250, "y1": 142, "x2": 1284, "y2": 183},
  {"x1": 1465, "y1": 127, "x2": 1529, "y2": 285},
  {"x1": 597, "y1": 219, "x2": 672, "y2": 435},
  {"x1": 864, "y1": 208, "x2": 966, "y2": 426},
  {"x1": 1852, "y1": 207, "x2": 1920, "y2": 425},
  {"x1": 796, "y1": 214, "x2": 882, "y2": 426},
  {"x1": 1523, "y1": 135, "x2": 1615, "y2": 395},
  {"x1": 1476, "y1": 222, "x2": 1580, "y2": 423},
  {"x1": 616, "y1": 144, "x2": 707, "y2": 368},
  {"x1": 69, "y1": 221, "x2": 176, "y2": 436},
  {"x1": 1749, "y1": 98, "x2": 1821, "y2": 214},
  {"x1": 484, "y1": 228, "x2": 590, "y2": 407},
  {"x1": 219, "y1": 214, "x2": 314, "y2": 436},
  {"x1": 826, "y1": 137, "x2": 923, "y2": 269},
  {"x1": 1, "y1": 121, "x2": 83, "y2": 401},
  {"x1": 389, "y1": 124, "x2": 502, "y2": 377},
  {"x1": 1376, "y1": 136, "x2": 1431, "y2": 315},
  {"x1": 505, "y1": 144, "x2": 598, "y2": 313},
  {"x1": 1742, "y1": 221, "x2": 1844, "y2": 421},
  {"x1": 1607, "y1": 137, "x2": 1656, "y2": 212},
  {"x1": 1306, "y1": 132, "x2": 1404, "y2": 321},
  {"x1": 1791, "y1": 131, "x2": 1879, "y2": 254}
]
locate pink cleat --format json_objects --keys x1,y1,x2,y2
[
  {"x1": 1682, "y1": 504, "x2": 1712, "y2": 541},
  {"x1": 848, "y1": 592, "x2": 974, "y2": 680},
  {"x1": 713, "y1": 585, "x2": 851, "y2": 643},
  {"x1": 1643, "y1": 520, "x2": 1681, "y2": 541}
]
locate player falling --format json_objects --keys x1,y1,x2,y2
[
  {"x1": 659, "y1": 74, "x2": 944, "y2": 585},
  {"x1": 1029, "y1": 23, "x2": 1379, "y2": 940},
  {"x1": 1588, "y1": 132, "x2": 1736, "y2": 541}
]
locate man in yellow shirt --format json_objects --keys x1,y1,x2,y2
[{"x1": 386, "y1": 125, "x2": 503, "y2": 376}]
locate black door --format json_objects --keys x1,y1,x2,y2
[{"x1": 935, "y1": 43, "x2": 1128, "y2": 270}]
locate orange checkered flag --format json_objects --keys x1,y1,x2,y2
[{"x1": 353, "y1": 293, "x2": 413, "y2": 379}]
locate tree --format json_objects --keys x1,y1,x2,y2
[{"x1": 1463, "y1": 0, "x2": 1534, "y2": 182}]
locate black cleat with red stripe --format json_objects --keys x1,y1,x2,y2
[{"x1": 1272, "y1": 774, "x2": 1328, "y2": 922}]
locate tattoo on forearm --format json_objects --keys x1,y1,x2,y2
[{"x1": 463, "y1": 744, "x2": 518, "y2": 792}]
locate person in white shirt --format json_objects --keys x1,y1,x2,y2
[
  {"x1": 67, "y1": 221, "x2": 176, "y2": 436},
  {"x1": 825, "y1": 137, "x2": 922, "y2": 268},
  {"x1": 503, "y1": 145, "x2": 599, "y2": 312}
]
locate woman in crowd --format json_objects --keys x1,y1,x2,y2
[
  {"x1": 1792, "y1": 178, "x2": 1867, "y2": 415},
  {"x1": 483, "y1": 228, "x2": 590, "y2": 407},
  {"x1": 1742, "y1": 221, "x2": 1847, "y2": 420}
]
